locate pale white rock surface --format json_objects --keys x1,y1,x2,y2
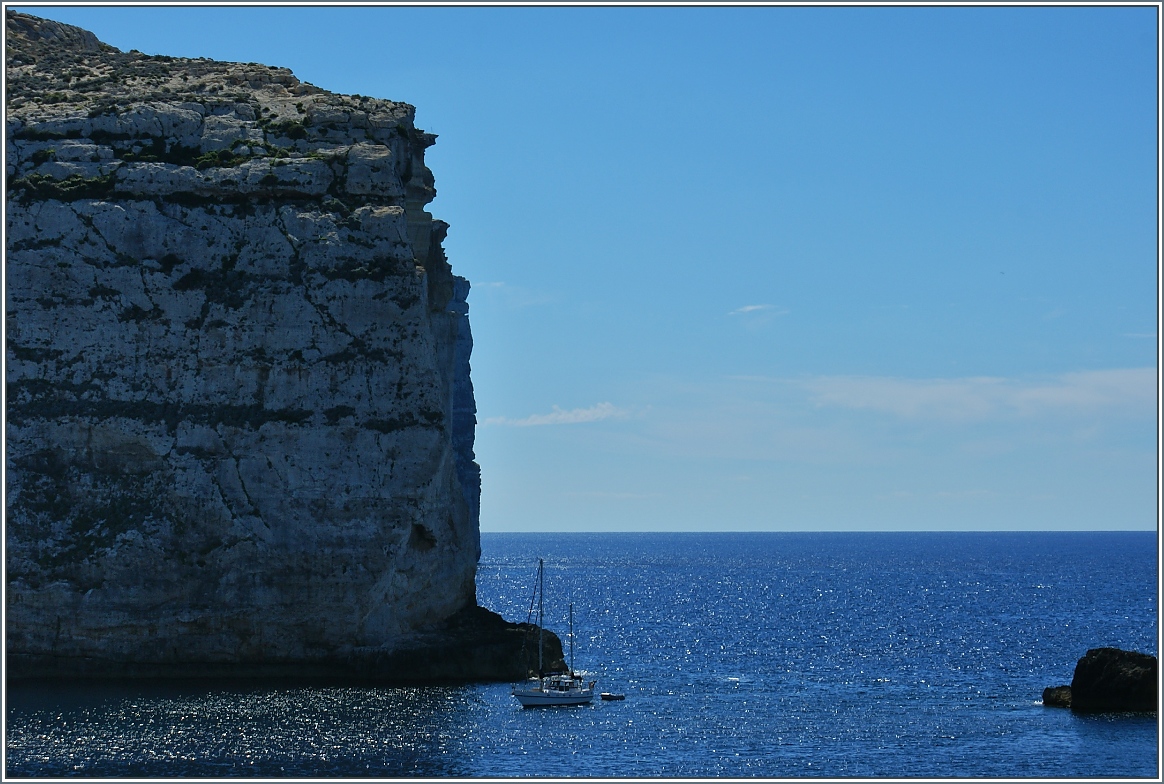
[{"x1": 5, "y1": 11, "x2": 488, "y2": 678}]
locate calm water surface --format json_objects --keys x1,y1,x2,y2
[{"x1": 6, "y1": 532, "x2": 1159, "y2": 777}]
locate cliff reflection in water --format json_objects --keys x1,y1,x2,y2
[{"x1": 7, "y1": 680, "x2": 474, "y2": 777}]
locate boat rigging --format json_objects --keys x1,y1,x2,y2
[{"x1": 511, "y1": 558, "x2": 596, "y2": 708}]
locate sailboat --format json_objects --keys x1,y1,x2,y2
[{"x1": 512, "y1": 559, "x2": 596, "y2": 707}]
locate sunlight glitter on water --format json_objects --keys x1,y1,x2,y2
[{"x1": 7, "y1": 533, "x2": 1158, "y2": 777}]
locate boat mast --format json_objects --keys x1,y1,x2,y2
[
  {"x1": 537, "y1": 558, "x2": 544, "y2": 679},
  {"x1": 569, "y1": 603, "x2": 575, "y2": 676}
]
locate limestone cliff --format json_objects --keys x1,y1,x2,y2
[{"x1": 5, "y1": 12, "x2": 500, "y2": 679}]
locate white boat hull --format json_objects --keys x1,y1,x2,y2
[
  {"x1": 512, "y1": 676, "x2": 596, "y2": 707},
  {"x1": 512, "y1": 686, "x2": 595, "y2": 707}
]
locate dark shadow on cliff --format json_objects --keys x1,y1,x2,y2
[
  {"x1": 367, "y1": 604, "x2": 566, "y2": 684},
  {"x1": 7, "y1": 605, "x2": 565, "y2": 685}
]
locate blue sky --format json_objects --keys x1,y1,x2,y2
[{"x1": 17, "y1": 5, "x2": 1159, "y2": 531}]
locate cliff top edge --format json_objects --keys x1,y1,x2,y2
[{"x1": 6, "y1": 11, "x2": 420, "y2": 130}]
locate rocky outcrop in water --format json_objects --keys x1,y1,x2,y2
[
  {"x1": 1070, "y1": 647, "x2": 1157, "y2": 713},
  {"x1": 1042, "y1": 647, "x2": 1157, "y2": 713},
  {"x1": 1041, "y1": 684, "x2": 1072, "y2": 708},
  {"x1": 5, "y1": 12, "x2": 504, "y2": 679}
]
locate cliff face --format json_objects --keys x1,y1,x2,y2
[{"x1": 5, "y1": 12, "x2": 486, "y2": 675}]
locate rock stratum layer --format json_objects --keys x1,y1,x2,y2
[{"x1": 4, "y1": 12, "x2": 515, "y2": 680}]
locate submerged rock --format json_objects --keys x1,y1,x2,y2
[
  {"x1": 1042, "y1": 685, "x2": 1072, "y2": 708},
  {"x1": 5, "y1": 12, "x2": 499, "y2": 681}
]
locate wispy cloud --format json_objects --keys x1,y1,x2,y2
[
  {"x1": 875, "y1": 488, "x2": 1000, "y2": 502},
  {"x1": 484, "y1": 402, "x2": 628, "y2": 427},
  {"x1": 728, "y1": 303, "x2": 788, "y2": 317},
  {"x1": 801, "y1": 368, "x2": 1156, "y2": 421},
  {"x1": 727, "y1": 304, "x2": 789, "y2": 332},
  {"x1": 476, "y1": 281, "x2": 556, "y2": 309},
  {"x1": 564, "y1": 490, "x2": 663, "y2": 500}
]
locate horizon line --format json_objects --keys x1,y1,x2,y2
[{"x1": 479, "y1": 528, "x2": 1158, "y2": 534}]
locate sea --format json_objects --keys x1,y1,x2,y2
[{"x1": 5, "y1": 531, "x2": 1159, "y2": 779}]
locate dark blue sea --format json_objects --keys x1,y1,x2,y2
[{"x1": 6, "y1": 532, "x2": 1159, "y2": 778}]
